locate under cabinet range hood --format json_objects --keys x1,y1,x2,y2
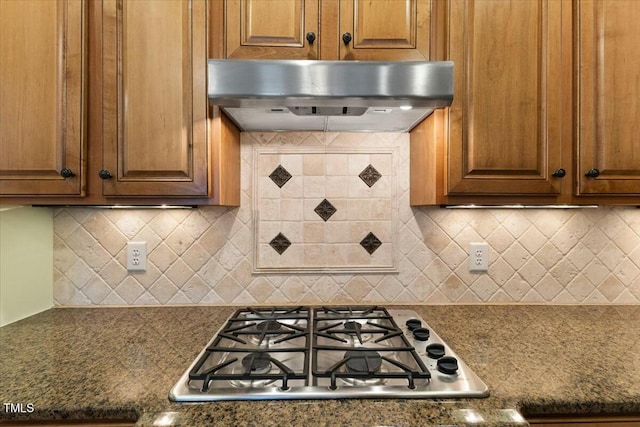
[{"x1": 208, "y1": 60, "x2": 453, "y2": 132}]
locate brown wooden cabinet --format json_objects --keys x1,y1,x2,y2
[
  {"x1": 1, "y1": 0, "x2": 240, "y2": 206},
  {"x1": 411, "y1": 0, "x2": 640, "y2": 205},
  {"x1": 528, "y1": 415, "x2": 640, "y2": 426},
  {"x1": 0, "y1": 420, "x2": 134, "y2": 427},
  {"x1": 220, "y1": 0, "x2": 431, "y2": 61},
  {"x1": 225, "y1": 0, "x2": 319, "y2": 59},
  {"x1": 576, "y1": 0, "x2": 640, "y2": 196},
  {"x1": 411, "y1": 0, "x2": 573, "y2": 205},
  {"x1": 0, "y1": 0, "x2": 87, "y2": 196},
  {"x1": 101, "y1": 0, "x2": 209, "y2": 197},
  {"x1": 443, "y1": 0, "x2": 570, "y2": 197},
  {"x1": 338, "y1": 0, "x2": 431, "y2": 61}
]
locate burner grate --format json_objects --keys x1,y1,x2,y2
[
  {"x1": 188, "y1": 349, "x2": 308, "y2": 392},
  {"x1": 311, "y1": 306, "x2": 431, "y2": 389},
  {"x1": 187, "y1": 306, "x2": 311, "y2": 392}
]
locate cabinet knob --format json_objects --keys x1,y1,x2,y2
[
  {"x1": 306, "y1": 32, "x2": 316, "y2": 45},
  {"x1": 585, "y1": 168, "x2": 600, "y2": 178},
  {"x1": 552, "y1": 168, "x2": 566, "y2": 178},
  {"x1": 98, "y1": 169, "x2": 113, "y2": 179},
  {"x1": 342, "y1": 32, "x2": 352, "y2": 45},
  {"x1": 60, "y1": 168, "x2": 75, "y2": 178}
]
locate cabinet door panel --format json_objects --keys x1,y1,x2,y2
[
  {"x1": 102, "y1": 0, "x2": 208, "y2": 197},
  {"x1": 226, "y1": 0, "x2": 318, "y2": 59},
  {"x1": 447, "y1": 0, "x2": 565, "y2": 195},
  {"x1": 0, "y1": 0, "x2": 85, "y2": 196},
  {"x1": 578, "y1": 0, "x2": 640, "y2": 195},
  {"x1": 340, "y1": 0, "x2": 430, "y2": 60}
]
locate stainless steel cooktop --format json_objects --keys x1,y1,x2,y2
[{"x1": 170, "y1": 306, "x2": 489, "y2": 401}]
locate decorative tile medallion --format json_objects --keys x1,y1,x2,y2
[
  {"x1": 269, "y1": 232, "x2": 292, "y2": 255},
  {"x1": 269, "y1": 165, "x2": 292, "y2": 188},
  {"x1": 255, "y1": 147, "x2": 397, "y2": 274},
  {"x1": 360, "y1": 232, "x2": 382, "y2": 255},
  {"x1": 314, "y1": 199, "x2": 337, "y2": 222},
  {"x1": 359, "y1": 164, "x2": 381, "y2": 187}
]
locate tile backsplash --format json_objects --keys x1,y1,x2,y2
[
  {"x1": 53, "y1": 132, "x2": 640, "y2": 306},
  {"x1": 254, "y1": 147, "x2": 396, "y2": 273}
]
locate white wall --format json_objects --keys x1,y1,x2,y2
[{"x1": 0, "y1": 206, "x2": 53, "y2": 326}]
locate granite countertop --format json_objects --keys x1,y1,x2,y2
[{"x1": 1, "y1": 305, "x2": 640, "y2": 426}]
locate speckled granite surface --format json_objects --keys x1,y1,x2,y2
[{"x1": 1, "y1": 305, "x2": 640, "y2": 426}]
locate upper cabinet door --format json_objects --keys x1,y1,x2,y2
[
  {"x1": 225, "y1": 0, "x2": 319, "y2": 59},
  {"x1": 0, "y1": 0, "x2": 86, "y2": 196},
  {"x1": 339, "y1": 0, "x2": 431, "y2": 61},
  {"x1": 102, "y1": 0, "x2": 208, "y2": 197},
  {"x1": 446, "y1": 0, "x2": 568, "y2": 195},
  {"x1": 577, "y1": 0, "x2": 640, "y2": 195}
]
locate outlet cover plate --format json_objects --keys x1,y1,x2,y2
[
  {"x1": 469, "y1": 242, "x2": 489, "y2": 272},
  {"x1": 126, "y1": 241, "x2": 147, "y2": 271}
]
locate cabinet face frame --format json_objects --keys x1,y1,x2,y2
[
  {"x1": 101, "y1": 0, "x2": 209, "y2": 197},
  {"x1": 445, "y1": 0, "x2": 570, "y2": 196},
  {"x1": 577, "y1": 0, "x2": 640, "y2": 195},
  {"x1": 0, "y1": 0, "x2": 87, "y2": 196}
]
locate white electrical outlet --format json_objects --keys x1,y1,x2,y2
[
  {"x1": 126, "y1": 241, "x2": 147, "y2": 271},
  {"x1": 469, "y1": 242, "x2": 489, "y2": 272}
]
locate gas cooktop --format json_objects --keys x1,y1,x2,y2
[{"x1": 169, "y1": 306, "x2": 488, "y2": 401}]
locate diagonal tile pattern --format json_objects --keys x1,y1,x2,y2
[{"x1": 53, "y1": 132, "x2": 640, "y2": 306}]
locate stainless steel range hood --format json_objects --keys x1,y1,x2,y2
[{"x1": 208, "y1": 60, "x2": 453, "y2": 132}]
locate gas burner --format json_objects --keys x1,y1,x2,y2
[
  {"x1": 343, "y1": 321, "x2": 361, "y2": 335},
  {"x1": 342, "y1": 321, "x2": 374, "y2": 345},
  {"x1": 241, "y1": 353, "x2": 272, "y2": 374},
  {"x1": 344, "y1": 350, "x2": 382, "y2": 373},
  {"x1": 229, "y1": 353, "x2": 279, "y2": 388},
  {"x1": 248, "y1": 320, "x2": 288, "y2": 346},
  {"x1": 334, "y1": 350, "x2": 389, "y2": 387},
  {"x1": 256, "y1": 320, "x2": 283, "y2": 334}
]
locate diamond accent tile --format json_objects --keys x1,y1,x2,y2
[
  {"x1": 360, "y1": 232, "x2": 382, "y2": 255},
  {"x1": 314, "y1": 199, "x2": 337, "y2": 222},
  {"x1": 358, "y1": 164, "x2": 381, "y2": 187},
  {"x1": 269, "y1": 232, "x2": 292, "y2": 255},
  {"x1": 269, "y1": 165, "x2": 292, "y2": 188}
]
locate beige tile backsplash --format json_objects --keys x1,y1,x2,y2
[
  {"x1": 254, "y1": 147, "x2": 395, "y2": 273},
  {"x1": 53, "y1": 132, "x2": 640, "y2": 305}
]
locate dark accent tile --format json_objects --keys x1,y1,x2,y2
[
  {"x1": 360, "y1": 232, "x2": 382, "y2": 255},
  {"x1": 269, "y1": 233, "x2": 291, "y2": 255},
  {"x1": 269, "y1": 165, "x2": 292, "y2": 188},
  {"x1": 359, "y1": 164, "x2": 381, "y2": 187},
  {"x1": 314, "y1": 199, "x2": 337, "y2": 222}
]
